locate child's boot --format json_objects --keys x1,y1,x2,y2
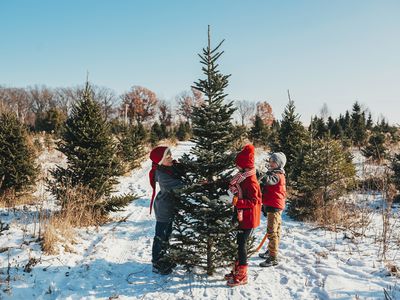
[
  {"x1": 258, "y1": 249, "x2": 270, "y2": 259},
  {"x1": 227, "y1": 264, "x2": 248, "y2": 287},
  {"x1": 224, "y1": 260, "x2": 239, "y2": 280},
  {"x1": 259, "y1": 255, "x2": 278, "y2": 267}
]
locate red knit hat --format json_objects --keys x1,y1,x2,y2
[
  {"x1": 235, "y1": 144, "x2": 255, "y2": 169},
  {"x1": 149, "y1": 146, "x2": 170, "y2": 214}
]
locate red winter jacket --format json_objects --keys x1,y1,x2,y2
[
  {"x1": 262, "y1": 171, "x2": 286, "y2": 210},
  {"x1": 235, "y1": 174, "x2": 262, "y2": 229}
]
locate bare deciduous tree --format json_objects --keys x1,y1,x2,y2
[
  {"x1": 0, "y1": 87, "x2": 31, "y2": 123},
  {"x1": 319, "y1": 103, "x2": 330, "y2": 121},
  {"x1": 235, "y1": 99, "x2": 255, "y2": 126},
  {"x1": 54, "y1": 87, "x2": 81, "y2": 115},
  {"x1": 158, "y1": 100, "x2": 172, "y2": 126},
  {"x1": 92, "y1": 86, "x2": 118, "y2": 120},
  {"x1": 28, "y1": 85, "x2": 55, "y2": 115},
  {"x1": 176, "y1": 87, "x2": 203, "y2": 123},
  {"x1": 255, "y1": 101, "x2": 274, "y2": 126}
]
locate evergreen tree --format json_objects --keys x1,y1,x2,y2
[
  {"x1": 249, "y1": 115, "x2": 269, "y2": 146},
  {"x1": 361, "y1": 132, "x2": 387, "y2": 163},
  {"x1": 150, "y1": 122, "x2": 163, "y2": 146},
  {"x1": 392, "y1": 153, "x2": 400, "y2": 195},
  {"x1": 287, "y1": 137, "x2": 356, "y2": 220},
  {"x1": 328, "y1": 118, "x2": 343, "y2": 139},
  {"x1": 268, "y1": 120, "x2": 281, "y2": 150},
  {"x1": 169, "y1": 27, "x2": 239, "y2": 275},
  {"x1": 49, "y1": 82, "x2": 129, "y2": 213},
  {"x1": 366, "y1": 112, "x2": 373, "y2": 130},
  {"x1": 117, "y1": 124, "x2": 145, "y2": 171},
  {"x1": 160, "y1": 123, "x2": 170, "y2": 139},
  {"x1": 275, "y1": 98, "x2": 307, "y2": 184},
  {"x1": 351, "y1": 102, "x2": 367, "y2": 147},
  {"x1": 0, "y1": 112, "x2": 38, "y2": 195},
  {"x1": 35, "y1": 107, "x2": 67, "y2": 135},
  {"x1": 309, "y1": 116, "x2": 328, "y2": 139}
]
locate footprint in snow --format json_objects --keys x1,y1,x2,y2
[{"x1": 280, "y1": 275, "x2": 289, "y2": 285}]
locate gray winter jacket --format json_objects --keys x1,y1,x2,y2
[{"x1": 153, "y1": 168, "x2": 184, "y2": 222}]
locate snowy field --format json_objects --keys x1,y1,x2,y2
[{"x1": 1, "y1": 142, "x2": 399, "y2": 299}]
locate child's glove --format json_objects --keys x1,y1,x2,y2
[
  {"x1": 227, "y1": 190, "x2": 238, "y2": 206},
  {"x1": 232, "y1": 195, "x2": 238, "y2": 206}
]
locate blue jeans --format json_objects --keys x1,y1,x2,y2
[{"x1": 152, "y1": 221, "x2": 173, "y2": 264}]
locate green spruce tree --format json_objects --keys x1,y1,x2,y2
[
  {"x1": 249, "y1": 115, "x2": 269, "y2": 146},
  {"x1": 351, "y1": 102, "x2": 367, "y2": 148},
  {"x1": 117, "y1": 123, "x2": 145, "y2": 171},
  {"x1": 169, "y1": 27, "x2": 239, "y2": 275},
  {"x1": 49, "y1": 81, "x2": 131, "y2": 214},
  {"x1": 392, "y1": 153, "x2": 400, "y2": 198},
  {"x1": 362, "y1": 132, "x2": 387, "y2": 163},
  {"x1": 0, "y1": 112, "x2": 38, "y2": 195},
  {"x1": 275, "y1": 96, "x2": 307, "y2": 184},
  {"x1": 288, "y1": 137, "x2": 356, "y2": 220}
]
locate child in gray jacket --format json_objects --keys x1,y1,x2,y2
[{"x1": 149, "y1": 146, "x2": 185, "y2": 275}]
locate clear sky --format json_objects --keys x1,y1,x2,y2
[{"x1": 1, "y1": 0, "x2": 399, "y2": 124}]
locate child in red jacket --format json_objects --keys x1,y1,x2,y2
[
  {"x1": 225, "y1": 144, "x2": 262, "y2": 287},
  {"x1": 259, "y1": 152, "x2": 287, "y2": 267}
]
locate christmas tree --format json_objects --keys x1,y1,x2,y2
[
  {"x1": 117, "y1": 123, "x2": 146, "y2": 171},
  {"x1": 287, "y1": 137, "x2": 356, "y2": 220},
  {"x1": 49, "y1": 81, "x2": 132, "y2": 214},
  {"x1": 249, "y1": 115, "x2": 270, "y2": 147},
  {"x1": 169, "y1": 26, "x2": 239, "y2": 275},
  {"x1": 362, "y1": 132, "x2": 387, "y2": 163},
  {"x1": 0, "y1": 111, "x2": 38, "y2": 196},
  {"x1": 275, "y1": 96, "x2": 307, "y2": 184},
  {"x1": 392, "y1": 153, "x2": 400, "y2": 198}
]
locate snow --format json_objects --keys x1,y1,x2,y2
[{"x1": 1, "y1": 142, "x2": 399, "y2": 299}]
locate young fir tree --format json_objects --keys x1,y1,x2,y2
[
  {"x1": 169, "y1": 27, "x2": 239, "y2": 275},
  {"x1": 150, "y1": 122, "x2": 163, "y2": 146},
  {"x1": 309, "y1": 116, "x2": 328, "y2": 139},
  {"x1": 0, "y1": 112, "x2": 38, "y2": 195},
  {"x1": 361, "y1": 132, "x2": 387, "y2": 163},
  {"x1": 117, "y1": 123, "x2": 145, "y2": 171},
  {"x1": 351, "y1": 102, "x2": 367, "y2": 148},
  {"x1": 49, "y1": 81, "x2": 130, "y2": 214},
  {"x1": 275, "y1": 97, "x2": 307, "y2": 184},
  {"x1": 249, "y1": 115, "x2": 269, "y2": 146},
  {"x1": 287, "y1": 137, "x2": 356, "y2": 220},
  {"x1": 392, "y1": 153, "x2": 400, "y2": 198}
]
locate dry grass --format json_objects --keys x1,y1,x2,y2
[
  {"x1": 0, "y1": 190, "x2": 38, "y2": 208},
  {"x1": 41, "y1": 214, "x2": 75, "y2": 255},
  {"x1": 41, "y1": 184, "x2": 109, "y2": 255},
  {"x1": 310, "y1": 199, "x2": 373, "y2": 237}
]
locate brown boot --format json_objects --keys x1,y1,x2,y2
[
  {"x1": 224, "y1": 261, "x2": 239, "y2": 280},
  {"x1": 227, "y1": 264, "x2": 248, "y2": 287}
]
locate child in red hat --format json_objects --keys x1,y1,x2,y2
[
  {"x1": 225, "y1": 144, "x2": 262, "y2": 287},
  {"x1": 149, "y1": 146, "x2": 185, "y2": 275}
]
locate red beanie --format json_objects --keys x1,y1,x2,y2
[
  {"x1": 149, "y1": 146, "x2": 170, "y2": 214},
  {"x1": 235, "y1": 144, "x2": 255, "y2": 169}
]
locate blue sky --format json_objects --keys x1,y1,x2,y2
[{"x1": 1, "y1": 1, "x2": 399, "y2": 124}]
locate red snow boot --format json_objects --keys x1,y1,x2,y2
[
  {"x1": 227, "y1": 264, "x2": 248, "y2": 287},
  {"x1": 224, "y1": 261, "x2": 239, "y2": 280}
]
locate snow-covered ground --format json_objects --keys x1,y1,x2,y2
[{"x1": 1, "y1": 142, "x2": 399, "y2": 299}]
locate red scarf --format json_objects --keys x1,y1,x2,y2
[{"x1": 229, "y1": 168, "x2": 256, "y2": 199}]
